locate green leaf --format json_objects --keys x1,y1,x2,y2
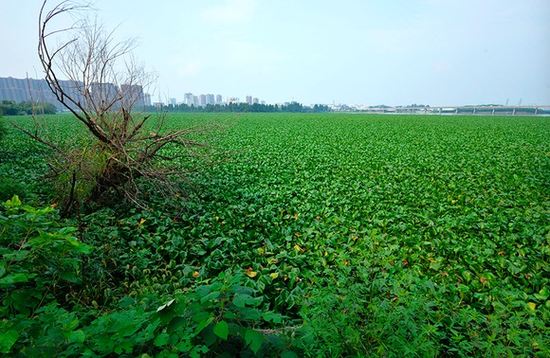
[
  {"x1": 6, "y1": 195, "x2": 21, "y2": 207},
  {"x1": 263, "y1": 312, "x2": 283, "y2": 324},
  {"x1": 64, "y1": 330, "x2": 85, "y2": 343},
  {"x1": 0, "y1": 272, "x2": 36, "y2": 286},
  {"x1": 232, "y1": 293, "x2": 253, "y2": 308},
  {"x1": 167, "y1": 316, "x2": 187, "y2": 334},
  {"x1": 190, "y1": 345, "x2": 209, "y2": 358},
  {"x1": 245, "y1": 329, "x2": 264, "y2": 354},
  {"x1": 200, "y1": 291, "x2": 221, "y2": 304},
  {"x1": 213, "y1": 320, "x2": 229, "y2": 340},
  {"x1": 175, "y1": 339, "x2": 192, "y2": 352},
  {"x1": 281, "y1": 350, "x2": 299, "y2": 358},
  {"x1": 195, "y1": 317, "x2": 213, "y2": 335},
  {"x1": 154, "y1": 333, "x2": 170, "y2": 347},
  {"x1": 535, "y1": 287, "x2": 549, "y2": 301},
  {"x1": 0, "y1": 329, "x2": 19, "y2": 353}
]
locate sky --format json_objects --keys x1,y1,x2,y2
[{"x1": 1, "y1": 0, "x2": 549, "y2": 106}]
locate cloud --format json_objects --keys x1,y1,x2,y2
[{"x1": 201, "y1": 0, "x2": 257, "y2": 23}]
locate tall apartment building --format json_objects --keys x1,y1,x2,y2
[
  {"x1": 206, "y1": 94, "x2": 215, "y2": 105},
  {"x1": 215, "y1": 94, "x2": 222, "y2": 104},
  {"x1": 119, "y1": 84, "x2": 145, "y2": 108},
  {"x1": 183, "y1": 92, "x2": 194, "y2": 105},
  {"x1": 199, "y1": 94, "x2": 207, "y2": 107},
  {"x1": 0, "y1": 76, "x2": 145, "y2": 110},
  {"x1": 0, "y1": 77, "x2": 83, "y2": 110},
  {"x1": 144, "y1": 93, "x2": 152, "y2": 106}
]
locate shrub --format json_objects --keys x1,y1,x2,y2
[{"x1": 0, "y1": 195, "x2": 92, "y2": 355}]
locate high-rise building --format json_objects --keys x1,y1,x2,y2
[
  {"x1": 120, "y1": 84, "x2": 145, "y2": 108},
  {"x1": 0, "y1": 76, "x2": 84, "y2": 110},
  {"x1": 253, "y1": 97, "x2": 259, "y2": 104},
  {"x1": 184, "y1": 92, "x2": 193, "y2": 105},
  {"x1": 245, "y1": 95, "x2": 253, "y2": 105},
  {"x1": 199, "y1": 94, "x2": 207, "y2": 107},
  {"x1": 206, "y1": 94, "x2": 215, "y2": 105},
  {"x1": 215, "y1": 94, "x2": 222, "y2": 104}
]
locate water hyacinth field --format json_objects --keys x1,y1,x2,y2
[{"x1": 1, "y1": 113, "x2": 549, "y2": 356}]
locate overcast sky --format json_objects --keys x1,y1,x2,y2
[{"x1": 1, "y1": 0, "x2": 549, "y2": 106}]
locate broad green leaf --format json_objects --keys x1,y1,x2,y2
[
  {"x1": 195, "y1": 317, "x2": 213, "y2": 335},
  {"x1": 281, "y1": 350, "x2": 299, "y2": 358},
  {"x1": 245, "y1": 329, "x2": 263, "y2": 354},
  {"x1": 0, "y1": 273, "x2": 36, "y2": 286},
  {"x1": 200, "y1": 291, "x2": 221, "y2": 304},
  {"x1": 0, "y1": 329, "x2": 19, "y2": 353},
  {"x1": 232, "y1": 293, "x2": 253, "y2": 308},
  {"x1": 263, "y1": 312, "x2": 283, "y2": 324},
  {"x1": 190, "y1": 345, "x2": 209, "y2": 358},
  {"x1": 153, "y1": 333, "x2": 170, "y2": 347},
  {"x1": 64, "y1": 330, "x2": 85, "y2": 343},
  {"x1": 175, "y1": 339, "x2": 192, "y2": 352},
  {"x1": 213, "y1": 320, "x2": 229, "y2": 340}
]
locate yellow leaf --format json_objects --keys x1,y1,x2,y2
[
  {"x1": 324, "y1": 251, "x2": 328, "y2": 257},
  {"x1": 257, "y1": 247, "x2": 264, "y2": 255},
  {"x1": 527, "y1": 302, "x2": 536, "y2": 311},
  {"x1": 245, "y1": 267, "x2": 257, "y2": 278},
  {"x1": 193, "y1": 271, "x2": 199, "y2": 278},
  {"x1": 428, "y1": 258, "x2": 437, "y2": 263},
  {"x1": 137, "y1": 218, "x2": 146, "y2": 227},
  {"x1": 293, "y1": 213, "x2": 299, "y2": 220},
  {"x1": 294, "y1": 232, "x2": 301, "y2": 237},
  {"x1": 294, "y1": 244, "x2": 303, "y2": 252},
  {"x1": 269, "y1": 272, "x2": 279, "y2": 280}
]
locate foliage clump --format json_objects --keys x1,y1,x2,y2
[{"x1": 0, "y1": 100, "x2": 57, "y2": 116}]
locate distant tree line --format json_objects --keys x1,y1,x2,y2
[
  {"x1": 145, "y1": 101, "x2": 331, "y2": 113},
  {"x1": 0, "y1": 100, "x2": 57, "y2": 116}
]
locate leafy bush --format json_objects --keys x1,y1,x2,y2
[
  {"x1": 0, "y1": 196, "x2": 92, "y2": 354},
  {"x1": 0, "y1": 100, "x2": 57, "y2": 116}
]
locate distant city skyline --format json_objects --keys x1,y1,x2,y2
[{"x1": 1, "y1": 0, "x2": 549, "y2": 107}]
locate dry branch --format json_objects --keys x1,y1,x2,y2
[{"x1": 24, "y1": 0, "x2": 221, "y2": 213}]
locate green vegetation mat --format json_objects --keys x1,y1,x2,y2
[{"x1": 1, "y1": 113, "x2": 549, "y2": 357}]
